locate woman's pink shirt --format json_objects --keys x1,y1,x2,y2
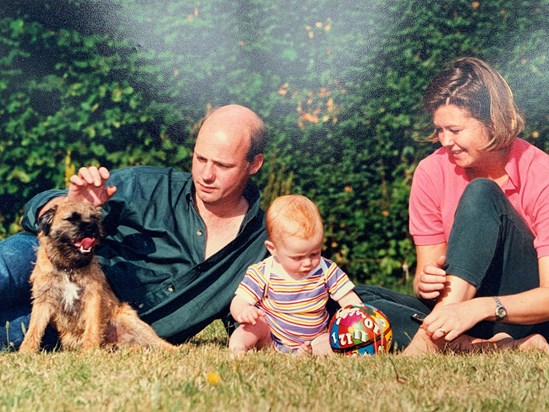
[{"x1": 409, "y1": 138, "x2": 549, "y2": 258}]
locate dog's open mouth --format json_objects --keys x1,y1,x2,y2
[{"x1": 74, "y1": 237, "x2": 97, "y2": 254}]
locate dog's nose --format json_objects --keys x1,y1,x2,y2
[{"x1": 80, "y1": 221, "x2": 99, "y2": 234}]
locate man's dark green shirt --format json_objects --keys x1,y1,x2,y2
[{"x1": 22, "y1": 166, "x2": 268, "y2": 343}]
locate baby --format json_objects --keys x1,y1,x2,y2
[{"x1": 229, "y1": 194, "x2": 363, "y2": 356}]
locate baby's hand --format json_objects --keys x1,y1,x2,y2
[{"x1": 236, "y1": 306, "x2": 265, "y2": 325}]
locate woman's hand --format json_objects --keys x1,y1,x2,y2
[
  {"x1": 416, "y1": 255, "x2": 448, "y2": 300},
  {"x1": 422, "y1": 300, "x2": 482, "y2": 342},
  {"x1": 67, "y1": 166, "x2": 117, "y2": 206}
]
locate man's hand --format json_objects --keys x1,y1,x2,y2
[
  {"x1": 67, "y1": 166, "x2": 117, "y2": 206},
  {"x1": 416, "y1": 255, "x2": 447, "y2": 300}
]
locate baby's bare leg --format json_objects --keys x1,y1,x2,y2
[{"x1": 229, "y1": 317, "x2": 272, "y2": 357}]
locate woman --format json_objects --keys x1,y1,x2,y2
[{"x1": 357, "y1": 56, "x2": 549, "y2": 354}]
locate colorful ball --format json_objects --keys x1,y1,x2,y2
[{"x1": 329, "y1": 304, "x2": 393, "y2": 355}]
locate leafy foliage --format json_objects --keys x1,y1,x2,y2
[{"x1": 0, "y1": 0, "x2": 547, "y2": 287}]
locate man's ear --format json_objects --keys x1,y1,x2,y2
[
  {"x1": 249, "y1": 154, "x2": 264, "y2": 175},
  {"x1": 38, "y1": 206, "x2": 58, "y2": 236},
  {"x1": 264, "y1": 240, "x2": 276, "y2": 256}
]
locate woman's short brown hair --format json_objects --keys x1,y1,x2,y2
[{"x1": 423, "y1": 57, "x2": 524, "y2": 150}]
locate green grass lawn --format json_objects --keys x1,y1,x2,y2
[{"x1": 1, "y1": 320, "x2": 548, "y2": 412}]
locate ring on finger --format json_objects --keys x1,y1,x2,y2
[{"x1": 437, "y1": 328, "x2": 447, "y2": 334}]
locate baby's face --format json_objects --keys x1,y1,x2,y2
[{"x1": 271, "y1": 233, "x2": 323, "y2": 279}]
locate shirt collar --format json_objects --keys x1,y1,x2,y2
[
  {"x1": 185, "y1": 178, "x2": 262, "y2": 228},
  {"x1": 503, "y1": 138, "x2": 525, "y2": 191},
  {"x1": 242, "y1": 180, "x2": 261, "y2": 222}
]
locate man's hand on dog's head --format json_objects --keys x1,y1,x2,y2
[
  {"x1": 67, "y1": 166, "x2": 117, "y2": 206},
  {"x1": 38, "y1": 166, "x2": 117, "y2": 218}
]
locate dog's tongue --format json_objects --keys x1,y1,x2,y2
[
  {"x1": 75, "y1": 237, "x2": 96, "y2": 253},
  {"x1": 81, "y1": 238, "x2": 96, "y2": 249}
]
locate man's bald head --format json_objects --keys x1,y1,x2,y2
[{"x1": 201, "y1": 105, "x2": 268, "y2": 161}]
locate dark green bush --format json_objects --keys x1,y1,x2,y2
[{"x1": 1, "y1": 0, "x2": 547, "y2": 289}]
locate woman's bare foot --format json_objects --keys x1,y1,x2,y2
[
  {"x1": 445, "y1": 334, "x2": 508, "y2": 353},
  {"x1": 509, "y1": 334, "x2": 549, "y2": 353},
  {"x1": 407, "y1": 332, "x2": 549, "y2": 354},
  {"x1": 452, "y1": 333, "x2": 549, "y2": 353},
  {"x1": 401, "y1": 328, "x2": 444, "y2": 356}
]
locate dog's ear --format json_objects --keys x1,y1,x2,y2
[{"x1": 38, "y1": 206, "x2": 58, "y2": 236}]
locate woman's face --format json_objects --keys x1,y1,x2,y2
[{"x1": 432, "y1": 104, "x2": 492, "y2": 170}]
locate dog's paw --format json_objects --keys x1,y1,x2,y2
[{"x1": 19, "y1": 340, "x2": 40, "y2": 353}]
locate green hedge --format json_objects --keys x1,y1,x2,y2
[{"x1": 0, "y1": 0, "x2": 547, "y2": 289}]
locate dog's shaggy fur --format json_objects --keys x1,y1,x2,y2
[{"x1": 19, "y1": 201, "x2": 174, "y2": 352}]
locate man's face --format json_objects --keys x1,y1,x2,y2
[{"x1": 192, "y1": 120, "x2": 262, "y2": 208}]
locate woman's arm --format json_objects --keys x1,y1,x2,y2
[
  {"x1": 477, "y1": 256, "x2": 549, "y2": 325},
  {"x1": 423, "y1": 256, "x2": 549, "y2": 342}
]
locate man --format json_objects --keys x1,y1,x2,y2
[{"x1": 0, "y1": 104, "x2": 270, "y2": 349}]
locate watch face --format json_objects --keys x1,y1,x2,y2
[{"x1": 496, "y1": 306, "x2": 507, "y2": 320}]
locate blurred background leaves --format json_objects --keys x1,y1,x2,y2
[{"x1": 0, "y1": 0, "x2": 547, "y2": 289}]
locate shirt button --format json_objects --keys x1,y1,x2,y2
[
  {"x1": 167, "y1": 285, "x2": 174, "y2": 292},
  {"x1": 138, "y1": 303, "x2": 144, "y2": 309},
  {"x1": 196, "y1": 230, "x2": 203, "y2": 236}
]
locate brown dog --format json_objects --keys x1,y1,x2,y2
[{"x1": 19, "y1": 201, "x2": 174, "y2": 352}]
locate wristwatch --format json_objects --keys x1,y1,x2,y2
[{"x1": 493, "y1": 296, "x2": 507, "y2": 321}]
